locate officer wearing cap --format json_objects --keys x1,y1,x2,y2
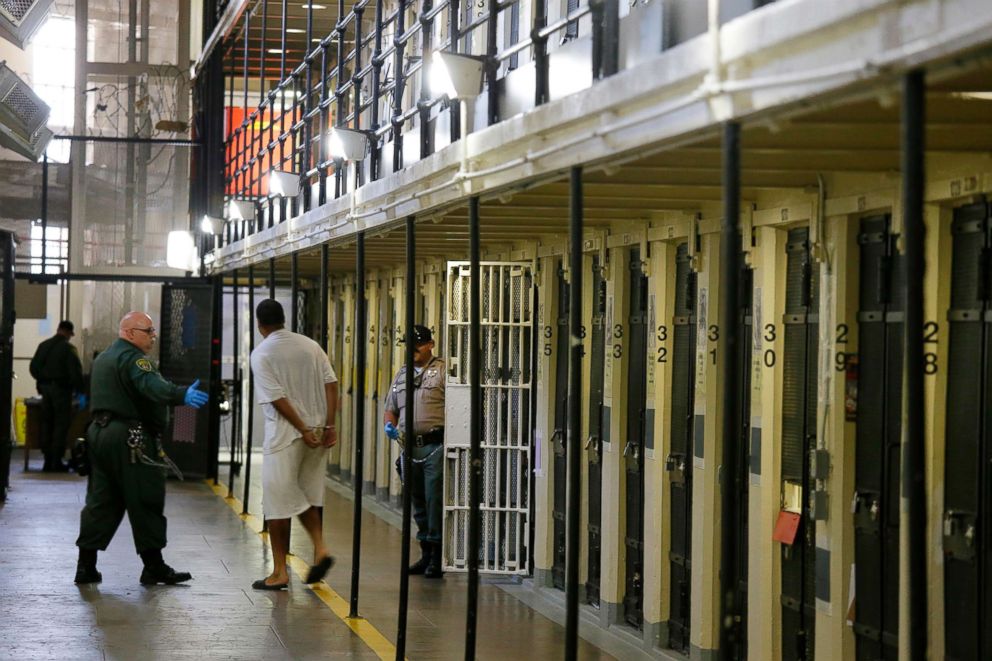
[
  {"x1": 384, "y1": 324, "x2": 446, "y2": 578},
  {"x1": 74, "y1": 311, "x2": 209, "y2": 586},
  {"x1": 30, "y1": 320, "x2": 85, "y2": 472}
]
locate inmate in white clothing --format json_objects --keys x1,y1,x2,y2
[{"x1": 250, "y1": 329, "x2": 338, "y2": 454}]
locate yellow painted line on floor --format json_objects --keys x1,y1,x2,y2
[{"x1": 205, "y1": 480, "x2": 398, "y2": 660}]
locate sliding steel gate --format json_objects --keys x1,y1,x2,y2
[
  {"x1": 667, "y1": 242, "x2": 696, "y2": 652},
  {"x1": 781, "y1": 227, "x2": 819, "y2": 661},
  {"x1": 586, "y1": 256, "x2": 607, "y2": 606},
  {"x1": 853, "y1": 215, "x2": 903, "y2": 660},
  {"x1": 623, "y1": 248, "x2": 649, "y2": 628},
  {"x1": 159, "y1": 283, "x2": 215, "y2": 478},
  {"x1": 0, "y1": 232, "x2": 14, "y2": 501},
  {"x1": 552, "y1": 261, "x2": 570, "y2": 589},
  {"x1": 444, "y1": 262, "x2": 534, "y2": 574},
  {"x1": 944, "y1": 200, "x2": 992, "y2": 660}
]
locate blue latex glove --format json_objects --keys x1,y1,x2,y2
[
  {"x1": 384, "y1": 421, "x2": 399, "y2": 440},
  {"x1": 184, "y1": 379, "x2": 209, "y2": 409},
  {"x1": 76, "y1": 393, "x2": 88, "y2": 410}
]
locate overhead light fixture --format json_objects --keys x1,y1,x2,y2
[
  {"x1": 328, "y1": 127, "x2": 370, "y2": 162},
  {"x1": 301, "y1": 3, "x2": 326, "y2": 9},
  {"x1": 0, "y1": 0, "x2": 53, "y2": 48},
  {"x1": 228, "y1": 199, "x2": 256, "y2": 221},
  {"x1": 166, "y1": 230, "x2": 197, "y2": 271},
  {"x1": 267, "y1": 48, "x2": 285, "y2": 54},
  {"x1": 269, "y1": 170, "x2": 301, "y2": 198},
  {"x1": 200, "y1": 215, "x2": 225, "y2": 235},
  {"x1": 286, "y1": 28, "x2": 304, "y2": 34},
  {"x1": 0, "y1": 62, "x2": 52, "y2": 161},
  {"x1": 431, "y1": 51, "x2": 485, "y2": 100}
]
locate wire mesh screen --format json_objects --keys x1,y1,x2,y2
[
  {"x1": 158, "y1": 283, "x2": 213, "y2": 478},
  {"x1": 77, "y1": 281, "x2": 162, "y2": 372},
  {"x1": 443, "y1": 262, "x2": 533, "y2": 574}
]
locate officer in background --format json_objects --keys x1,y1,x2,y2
[
  {"x1": 384, "y1": 325, "x2": 446, "y2": 578},
  {"x1": 74, "y1": 311, "x2": 209, "y2": 585},
  {"x1": 30, "y1": 320, "x2": 85, "y2": 472}
]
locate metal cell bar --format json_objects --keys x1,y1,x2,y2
[
  {"x1": 565, "y1": 166, "x2": 583, "y2": 659},
  {"x1": 485, "y1": 0, "x2": 499, "y2": 125},
  {"x1": 40, "y1": 154, "x2": 47, "y2": 272},
  {"x1": 350, "y1": 230, "x2": 368, "y2": 618},
  {"x1": 718, "y1": 121, "x2": 743, "y2": 655},
  {"x1": 396, "y1": 215, "x2": 416, "y2": 659},
  {"x1": 392, "y1": 0, "x2": 407, "y2": 173},
  {"x1": 901, "y1": 69, "x2": 927, "y2": 661},
  {"x1": 269, "y1": 258, "x2": 276, "y2": 298},
  {"x1": 243, "y1": 266, "x2": 256, "y2": 513},
  {"x1": 370, "y1": 0, "x2": 385, "y2": 181},
  {"x1": 291, "y1": 251, "x2": 299, "y2": 332},
  {"x1": 229, "y1": 268, "x2": 240, "y2": 496},
  {"x1": 532, "y1": 0, "x2": 549, "y2": 105},
  {"x1": 465, "y1": 196, "x2": 482, "y2": 657},
  {"x1": 419, "y1": 0, "x2": 435, "y2": 159},
  {"x1": 321, "y1": 244, "x2": 330, "y2": 349},
  {"x1": 590, "y1": 0, "x2": 618, "y2": 80}
]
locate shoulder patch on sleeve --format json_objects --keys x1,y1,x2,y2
[{"x1": 135, "y1": 358, "x2": 154, "y2": 372}]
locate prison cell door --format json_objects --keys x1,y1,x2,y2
[
  {"x1": 943, "y1": 200, "x2": 992, "y2": 660},
  {"x1": 0, "y1": 232, "x2": 13, "y2": 501},
  {"x1": 443, "y1": 262, "x2": 534, "y2": 575},
  {"x1": 780, "y1": 227, "x2": 819, "y2": 661},
  {"x1": 623, "y1": 248, "x2": 649, "y2": 628},
  {"x1": 734, "y1": 265, "x2": 754, "y2": 658},
  {"x1": 667, "y1": 242, "x2": 696, "y2": 652},
  {"x1": 552, "y1": 260, "x2": 570, "y2": 589},
  {"x1": 586, "y1": 255, "x2": 607, "y2": 606},
  {"x1": 853, "y1": 215, "x2": 903, "y2": 661},
  {"x1": 159, "y1": 283, "x2": 216, "y2": 478}
]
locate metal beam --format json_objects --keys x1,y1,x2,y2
[
  {"x1": 465, "y1": 196, "x2": 482, "y2": 659},
  {"x1": 396, "y1": 215, "x2": 415, "y2": 659},
  {"x1": 349, "y1": 231, "x2": 367, "y2": 618}
]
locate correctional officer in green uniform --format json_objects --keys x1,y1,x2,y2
[
  {"x1": 74, "y1": 311, "x2": 209, "y2": 585},
  {"x1": 384, "y1": 325, "x2": 446, "y2": 578},
  {"x1": 30, "y1": 320, "x2": 85, "y2": 471}
]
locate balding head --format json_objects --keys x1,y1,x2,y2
[{"x1": 119, "y1": 311, "x2": 158, "y2": 352}]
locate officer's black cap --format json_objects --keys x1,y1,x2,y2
[
  {"x1": 412, "y1": 325, "x2": 433, "y2": 345},
  {"x1": 58, "y1": 320, "x2": 74, "y2": 335}
]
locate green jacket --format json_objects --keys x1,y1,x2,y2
[
  {"x1": 90, "y1": 338, "x2": 189, "y2": 433},
  {"x1": 30, "y1": 334, "x2": 84, "y2": 391}
]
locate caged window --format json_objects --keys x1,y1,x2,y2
[{"x1": 30, "y1": 223, "x2": 68, "y2": 275}]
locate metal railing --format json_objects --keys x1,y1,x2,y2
[{"x1": 220, "y1": 0, "x2": 621, "y2": 245}]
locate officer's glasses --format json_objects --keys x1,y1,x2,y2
[{"x1": 131, "y1": 327, "x2": 157, "y2": 335}]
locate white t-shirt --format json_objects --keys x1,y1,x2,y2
[{"x1": 250, "y1": 329, "x2": 338, "y2": 454}]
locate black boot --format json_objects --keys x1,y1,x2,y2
[
  {"x1": 424, "y1": 542, "x2": 443, "y2": 579},
  {"x1": 139, "y1": 549, "x2": 192, "y2": 586},
  {"x1": 409, "y1": 541, "x2": 431, "y2": 575},
  {"x1": 74, "y1": 548, "x2": 101, "y2": 584}
]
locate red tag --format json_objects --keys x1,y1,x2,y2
[{"x1": 773, "y1": 510, "x2": 802, "y2": 545}]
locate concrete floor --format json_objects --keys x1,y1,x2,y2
[{"x1": 0, "y1": 450, "x2": 614, "y2": 660}]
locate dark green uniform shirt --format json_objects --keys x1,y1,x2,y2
[
  {"x1": 30, "y1": 334, "x2": 84, "y2": 390},
  {"x1": 90, "y1": 338, "x2": 188, "y2": 433}
]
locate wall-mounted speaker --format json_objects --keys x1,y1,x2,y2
[
  {"x1": 0, "y1": 61, "x2": 52, "y2": 161},
  {"x1": 0, "y1": 0, "x2": 53, "y2": 49}
]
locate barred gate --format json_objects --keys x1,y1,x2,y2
[
  {"x1": 159, "y1": 283, "x2": 214, "y2": 478},
  {"x1": 443, "y1": 261, "x2": 534, "y2": 575}
]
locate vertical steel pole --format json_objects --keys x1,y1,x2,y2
[
  {"x1": 321, "y1": 244, "x2": 330, "y2": 350},
  {"x1": 350, "y1": 231, "x2": 368, "y2": 618},
  {"x1": 396, "y1": 216, "x2": 416, "y2": 659},
  {"x1": 243, "y1": 264, "x2": 256, "y2": 514},
  {"x1": 41, "y1": 154, "x2": 48, "y2": 272},
  {"x1": 229, "y1": 268, "x2": 240, "y2": 497},
  {"x1": 564, "y1": 166, "x2": 583, "y2": 660},
  {"x1": 465, "y1": 196, "x2": 482, "y2": 659},
  {"x1": 718, "y1": 121, "x2": 743, "y2": 659},
  {"x1": 269, "y1": 258, "x2": 277, "y2": 299},
  {"x1": 485, "y1": 0, "x2": 498, "y2": 126},
  {"x1": 902, "y1": 69, "x2": 927, "y2": 661},
  {"x1": 532, "y1": 0, "x2": 549, "y2": 106},
  {"x1": 291, "y1": 251, "x2": 299, "y2": 332},
  {"x1": 209, "y1": 274, "x2": 224, "y2": 482}
]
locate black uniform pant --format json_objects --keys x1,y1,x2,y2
[
  {"x1": 38, "y1": 383, "x2": 72, "y2": 465},
  {"x1": 76, "y1": 419, "x2": 168, "y2": 554}
]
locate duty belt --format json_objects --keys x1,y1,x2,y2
[
  {"x1": 411, "y1": 427, "x2": 444, "y2": 448},
  {"x1": 91, "y1": 411, "x2": 184, "y2": 480}
]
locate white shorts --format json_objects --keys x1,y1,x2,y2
[{"x1": 262, "y1": 438, "x2": 329, "y2": 520}]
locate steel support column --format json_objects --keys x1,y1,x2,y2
[
  {"x1": 320, "y1": 244, "x2": 329, "y2": 350},
  {"x1": 243, "y1": 264, "x2": 256, "y2": 514},
  {"x1": 229, "y1": 269, "x2": 240, "y2": 496},
  {"x1": 565, "y1": 166, "x2": 583, "y2": 660},
  {"x1": 718, "y1": 121, "x2": 743, "y2": 658},
  {"x1": 396, "y1": 216, "x2": 416, "y2": 659},
  {"x1": 901, "y1": 69, "x2": 927, "y2": 661},
  {"x1": 291, "y1": 252, "x2": 299, "y2": 332},
  {"x1": 465, "y1": 196, "x2": 482, "y2": 659},
  {"x1": 269, "y1": 258, "x2": 276, "y2": 299},
  {"x1": 208, "y1": 274, "x2": 224, "y2": 481},
  {"x1": 350, "y1": 231, "x2": 368, "y2": 618}
]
